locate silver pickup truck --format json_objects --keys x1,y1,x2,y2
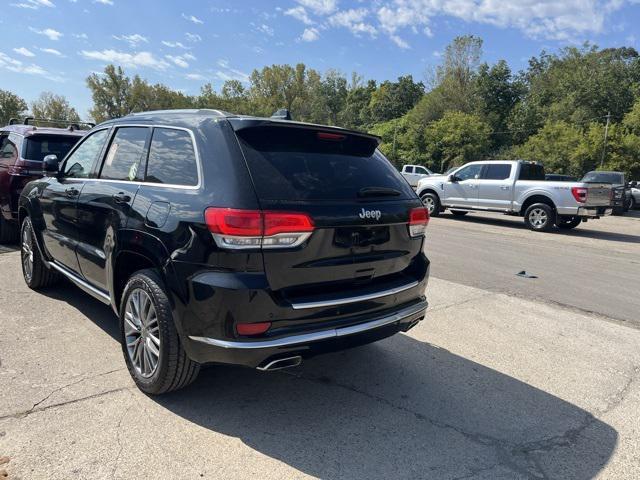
[{"x1": 416, "y1": 160, "x2": 612, "y2": 231}]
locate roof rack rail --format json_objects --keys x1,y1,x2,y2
[{"x1": 20, "y1": 117, "x2": 95, "y2": 129}]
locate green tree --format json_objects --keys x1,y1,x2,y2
[
  {"x1": 0, "y1": 89, "x2": 28, "y2": 125},
  {"x1": 368, "y1": 75, "x2": 424, "y2": 123},
  {"x1": 423, "y1": 111, "x2": 492, "y2": 172},
  {"x1": 86, "y1": 65, "x2": 133, "y2": 122}
]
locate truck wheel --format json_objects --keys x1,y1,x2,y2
[
  {"x1": 556, "y1": 216, "x2": 582, "y2": 230},
  {"x1": 524, "y1": 203, "x2": 555, "y2": 232},
  {"x1": 450, "y1": 210, "x2": 468, "y2": 216},
  {"x1": 120, "y1": 269, "x2": 200, "y2": 395},
  {"x1": 630, "y1": 196, "x2": 637, "y2": 210},
  {"x1": 420, "y1": 192, "x2": 441, "y2": 217},
  {"x1": 0, "y1": 215, "x2": 18, "y2": 244},
  {"x1": 20, "y1": 217, "x2": 60, "y2": 289}
]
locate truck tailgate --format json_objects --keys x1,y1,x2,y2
[{"x1": 584, "y1": 183, "x2": 612, "y2": 206}]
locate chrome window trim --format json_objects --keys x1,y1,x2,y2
[
  {"x1": 60, "y1": 126, "x2": 112, "y2": 179},
  {"x1": 290, "y1": 279, "x2": 420, "y2": 310},
  {"x1": 188, "y1": 300, "x2": 427, "y2": 350},
  {"x1": 93, "y1": 124, "x2": 203, "y2": 190}
]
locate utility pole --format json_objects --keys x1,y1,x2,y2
[{"x1": 600, "y1": 112, "x2": 611, "y2": 168}]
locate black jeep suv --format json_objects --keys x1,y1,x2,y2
[{"x1": 19, "y1": 109, "x2": 430, "y2": 394}]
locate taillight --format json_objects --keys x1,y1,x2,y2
[
  {"x1": 317, "y1": 132, "x2": 345, "y2": 141},
  {"x1": 236, "y1": 321, "x2": 271, "y2": 336},
  {"x1": 571, "y1": 187, "x2": 588, "y2": 203},
  {"x1": 408, "y1": 206, "x2": 429, "y2": 237},
  {"x1": 205, "y1": 208, "x2": 314, "y2": 250}
]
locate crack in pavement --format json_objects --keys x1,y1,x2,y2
[
  {"x1": 427, "y1": 291, "x2": 496, "y2": 314},
  {"x1": 110, "y1": 392, "x2": 135, "y2": 479}
]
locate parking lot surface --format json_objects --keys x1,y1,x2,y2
[{"x1": 1, "y1": 213, "x2": 640, "y2": 479}]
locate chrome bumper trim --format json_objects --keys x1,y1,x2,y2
[
  {"x1": 188, "y1": 300, "x2": 428, "y2": 350},
  {"x1": 577, "y1": 207, "x2": 612, "y2": 217},
  {"x1": 290, "y1": 280, "x2": 420, "y2": 310}
]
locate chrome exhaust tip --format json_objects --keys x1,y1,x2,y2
[{"x1": 257, "y1": 356, "x2": 303, "y2": 371}]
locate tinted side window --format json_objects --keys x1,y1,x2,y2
[
  {"x1": 100, "y1": 127, "x2": 149, "y2": 181},
  {"x1": 416, "y1": 166, "x2": 429, "y2": 174},
  {"x1": 483, "y1": 164, "x2": 512, "y2": 180},
  {"x1": 145, "y1": 128, "x2": 198, "y2": 186},
  {"x1": 0, "y1": 134, "x2": 17, "y2": 160},
  {"x1": 63, "y1": 129, "x2": 109, "y2": 179},
  {"x1": 518, "y1": 163, "x2": 545, "y2": 181},
  {"x1": 455, "y1": 164, "x2": 483, "y2": 181}
]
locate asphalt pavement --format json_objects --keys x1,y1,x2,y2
[{"x1": 1, "y1": 212, "x2": 640, "y2": 479}]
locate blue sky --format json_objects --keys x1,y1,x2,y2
[{"x1": 1, "y1": 0, "x2": 639, "y2": 118}]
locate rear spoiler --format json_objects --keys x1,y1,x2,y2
[{"x1": 227, "y1": 118, "x2": 381, "y2": 146}]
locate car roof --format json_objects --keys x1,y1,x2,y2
[{"x1": 1, "y1": 124, "x2": 87, "y2": 137}]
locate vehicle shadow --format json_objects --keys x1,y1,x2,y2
[
  {"x1": 39, "y1": 281, "x2": 618, "y2": 479},
  {"x1": 156, "y1": 335, "x2": 616, "y2": 479},
  {"x1": 442, "y1": 212, "x2": 640, "y2": 244}
]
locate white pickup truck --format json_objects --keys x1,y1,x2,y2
[
  {"x1": 416, "y1": 160, "x2": 613, "y2": 231},
  {"x1": 401, "y1": 164, "x2": 435, "y2": 187}
]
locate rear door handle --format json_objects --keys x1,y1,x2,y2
[
  {"x1": 501, "y1": 186, "x2": 510, "y2": 190},
  {"x1": 113, "y1": 192, "x2": 132, "y2": 204},
  {"x1": 65, "y1": 187, "x2": 80, "y2": 198}
]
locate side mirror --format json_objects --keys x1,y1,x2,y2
[
  {"x1": 629, "y1": 181, "x2": 637, "y2": 188},
  {"x1": 43, "y1": 154, "x2": 60, "y2": 176},
  {"x1": 449, "y1": 174, "x2": 459, "y2": 183}
]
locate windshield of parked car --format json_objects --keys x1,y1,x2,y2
[
  {"x1": 24, "y1": 135, "x2": 81, "y2": 161},
  {"x1": 582, "y1": 172, "x2": 624, "y2": 184}
]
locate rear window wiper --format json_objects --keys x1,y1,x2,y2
[{"x1": 357, "y1": 187, "x2": 402, "y2": 198}]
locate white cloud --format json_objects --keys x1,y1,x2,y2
[
  {"x1": 113, "y1": 33, "x2": 148, "y2": 47},
  {"x1": 29, "y1": 27, "x2": 63, "y2": 40},
  {"x1": 329, "y1": 8, "x2": 377, "y2": 36},
  {"x1": 185, "y1": 73, "x2": 206, "y2": 81},
  {"x1": 185, "y1": 32, "x2": 202, "y2": 42},
  {"x1": 11, "y1": 0, "x2": 54, "y2": 9},
  {"x1": 300, "y1": 27, "x2": 320, "y2": 42},
  {"x1": 0, "y1": 51, "x2": 61, "y2": 81},
  {"x1": 182, "y1": 13, "x2": 204, "y2": 24},
  {"x1": 162, "y1": 40, "x2": 188, "y2": 49},
  {"x1": 295, "y1": 0, "x2": 336, "y2": 15},
  {"x1": 285, "y1": 6, "x2": 314, "y2": 25},
  {"x1": 215, "y1": 59, "x2": 250, "y2": 83},
  {"x1": 257, "y1": 24, "x2": 274, "y2": 36},
  {"x1": 13, "y1": 47, "x2": 36, "y2": 57},
  {"x1": 79, "y1": 49, "x2": 169, "y2": 70},
  {"x1": 73, "y1": 33, "x2": 88, "y2": 39},
  {"x1": 375, "y1": 0, "x2": 635, "y2": 45},
  {"x1": 40, "y1": 47, "x2": 64, "y2": 56},
  {"x1": 166, "y1": 55, "x2": 189, "y2": 68},
  {"x1": 94, "y1": 0, "x2": 113, "y2": 5}
]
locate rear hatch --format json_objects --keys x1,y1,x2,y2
[
  {"x1": 21, "y1": 133, "x2": 83, "y2": 175},
  {"x1": 230, "y1": 120, "x2": 427, "y2": 309}
]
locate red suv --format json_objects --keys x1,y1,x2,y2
[{"x1": 0, "y1": 119, "x2": 87, "y2": 243}]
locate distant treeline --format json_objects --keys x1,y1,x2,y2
[{"x1": 2, "y1": 35, "x2": 639, "y2": 178}]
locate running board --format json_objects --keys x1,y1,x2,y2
[{"x1": 49, "y1": 262, "x2": 111, "y2": 305}]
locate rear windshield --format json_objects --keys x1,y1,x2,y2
[
  {"x1": 518, "y1": 163, "x2": 546, "y2": 180},
  {"x1": 24, "y1": 135, "x2": 81, "y2": 161},
  {"x1": 582, "y1": 172, "x2": 624, "y2": 184},
  {"x1": 236, "y1": 126, "x2": 415, "y2": 201}
]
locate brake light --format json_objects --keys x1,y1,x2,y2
[
  {"x1": 317, "y1": 132, "x2": 346, "y2": 141},
  {"x1": 408, "y1": 207, "x2": 429, "y2": 237},
  {"x1": 236, "y1": 321, "x2": 271, "y2": 336},
  {"x1": 205, "y1": 208, "x2": 314, "y2": 250},
  {"x1": 571, "y1": 187, "x2": 588, "y2": 203}
]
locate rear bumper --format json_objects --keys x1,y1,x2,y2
[
  {"x1": 184, "y1": 299, "x2": 427, "y2": 368},
  {"x1": 576, "y1": 206, "x2": 613, "y2": 217}
]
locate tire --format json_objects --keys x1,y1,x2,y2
[
  {"x1": 523, "y1": 203, "x2": 556, "y2": 232},
  {"x1": 420, "y1": 192, "x2": 441, "y2": 217},
  {"x1": 0, "y1": 215, "x2": 18, "y2": 244},
  {"x1": 450, "y1": 210, "x2": 468, "y2": 216},
  {"x1": 21, "y1": 216, "x2": 60, "y2": 289},
  {"x1": 630, "y1": 196, "x2": 637, "y2": 210},
  {"x1": 612, "y1": 207, "x2": 624, "y2": 216},
  {"x1": 120, "y1": 269, "x2": 200, "y2": 395},
  {"x1": 556, "y1": 216, "x2": 582, "y2": 230}
]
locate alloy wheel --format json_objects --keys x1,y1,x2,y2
[
  {"x1": 422, "y1": 196, "x2": 435, "y2": 214},
  {"x1": 529, "y1": 208, "x2": 548, "y2": 228},
  {"x1": 124, "y1": 288, "x2": 161, "y2": 378},
  {"x1": 21, "y1": 225, "x2": 34, "y2": 283}
]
